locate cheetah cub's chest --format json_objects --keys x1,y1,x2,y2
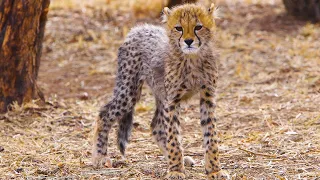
[
  {"x1": 183, "y1": 58, "x2": 203, "y2": 85},
  {"x1": 178, "y1": 57, "x2": 204, "y2": 100}
]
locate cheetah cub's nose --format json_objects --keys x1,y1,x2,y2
[{"x1": 184, "y1": 39, "x2": 194, "y2": 46}]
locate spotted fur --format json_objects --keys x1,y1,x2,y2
[{"x1": 92, "y1": 3, "x2": 229, "y2": 180}]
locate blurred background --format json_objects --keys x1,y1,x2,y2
[{"x1": 0, "y1": 0, "x2": 319, "y2": 179}]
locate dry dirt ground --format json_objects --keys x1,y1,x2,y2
[{"x1": 0, "y1": 0, "x2": 319, "y2": 179}]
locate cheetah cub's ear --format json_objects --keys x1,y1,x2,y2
[
  {"x1": 162, "y1": 7, "x2": 171, "y2": 23},
  {"x1": 208, "y1": 3, "x2": 222, "y2": 20}
]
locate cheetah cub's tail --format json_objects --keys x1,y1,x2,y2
[{"x1": 117, "y1": 111, "x2": 133, "y2": 156}]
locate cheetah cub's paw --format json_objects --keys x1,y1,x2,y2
[
  {"x1": 92, "y1": 154, "x2": 112, "y2": 168},
  {"x1": 183, "y1": 156, "x2": 195, "y2": 167},
  {"x1": 207, "y1": 170, "x2": 230, "y2": 180},
  {"x1": 164, "y1": 171, "x2": 186, "y2": 180}
]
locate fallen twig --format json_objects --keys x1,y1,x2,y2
[{"x1": 238, "y1": 147, "x2": 279, "y2": 158}]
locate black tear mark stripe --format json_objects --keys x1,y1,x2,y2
[
  {"x1": 178, "y1": 19, "x2": 183, "y2": 48},
  {"x1": 194, "y1": 29, "x2": 201, "y2": 46}
]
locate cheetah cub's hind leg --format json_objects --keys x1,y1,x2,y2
[
  {"x1": 151, "y1": 100, "x2": 168, "y2": 158},
  {"x1": 92, "y1": 79, "x2": 143, "y2": 167},
  {"x1": 92, "y1": 44, "x2": 144, "y2": 167},
  {"x1": 92, "y1": 86, "x2": 142, "y2": 168},
  {"x1": 92, "y1": 102, "x2": 117, "y2": 168}
]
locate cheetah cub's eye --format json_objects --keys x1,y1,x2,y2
[
  {"x1": 194, "y1": 25, "x2": 203, "y2": 31},
  {"x1": 175, "y1": 26, "x2": 183, "y2": 32}
]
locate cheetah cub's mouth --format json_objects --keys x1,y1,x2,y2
[{"x1": 182, "y1": 46, "x2": 199, "y2": 54}]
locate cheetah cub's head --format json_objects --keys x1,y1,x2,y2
[{"x1": 163, "y1": 3, "x2": 219, "y2": 55}]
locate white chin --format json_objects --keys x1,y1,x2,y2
[{"x1": 182, "y1": 48, "x2": 199, "y2": 54}]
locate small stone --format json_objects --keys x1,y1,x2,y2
[
  {"x1": 79, "y1": 92, "x2": 89, "y2": 100},
  {"x1": 104, "y1": 158, "x2": 112, "y2": 168},
  {"x1": 16, "y1": 168, "x2": 23, "y2": 173},
  {"x1": 133, "y1": 122, "x2": 140, "y2": 128},
  {"x1": 112, "y1": 159, "x2": 128, "y2": 168},
  {"x1": 0, "y1": 146, "x2": 4, "y2": 152},
  {"x1": 184, "y1": 156, "x2": 196, "y2": 167}
]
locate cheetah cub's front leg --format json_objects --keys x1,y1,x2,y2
[
  {"x1": 163, "y1": 106, "x2": 185, "y2": 179},
  {"x1": 200, "y1": 85, "x2": 230, "y2": 180},
  {"x1": 151, "y1": 101, "x2": 195, "y2": 169},
  {"x1": 162, "y1": 90, "x2": 187, "y2": 179}
]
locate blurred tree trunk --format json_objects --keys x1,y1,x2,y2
[
  {"x1": 283, "y1": 0, "x2": 320, "y2": 21},
  {"x1": 167, "y1": 0, "x2": 197, "y2": 8},
  {"x1": 0, "y1": 0, "x2": 50, "y2": 113}
]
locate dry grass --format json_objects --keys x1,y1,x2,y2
[{"x1": 0, "y1": 0, "x2": 319, "y2": 179}]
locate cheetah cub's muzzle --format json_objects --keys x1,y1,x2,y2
[{"x1": 175, "y1": 24, "x2": 203, "y2": 54}]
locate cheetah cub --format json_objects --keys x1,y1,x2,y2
[{"x1": 92, "y1": 3, "x2": 229, "y2": 179}]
